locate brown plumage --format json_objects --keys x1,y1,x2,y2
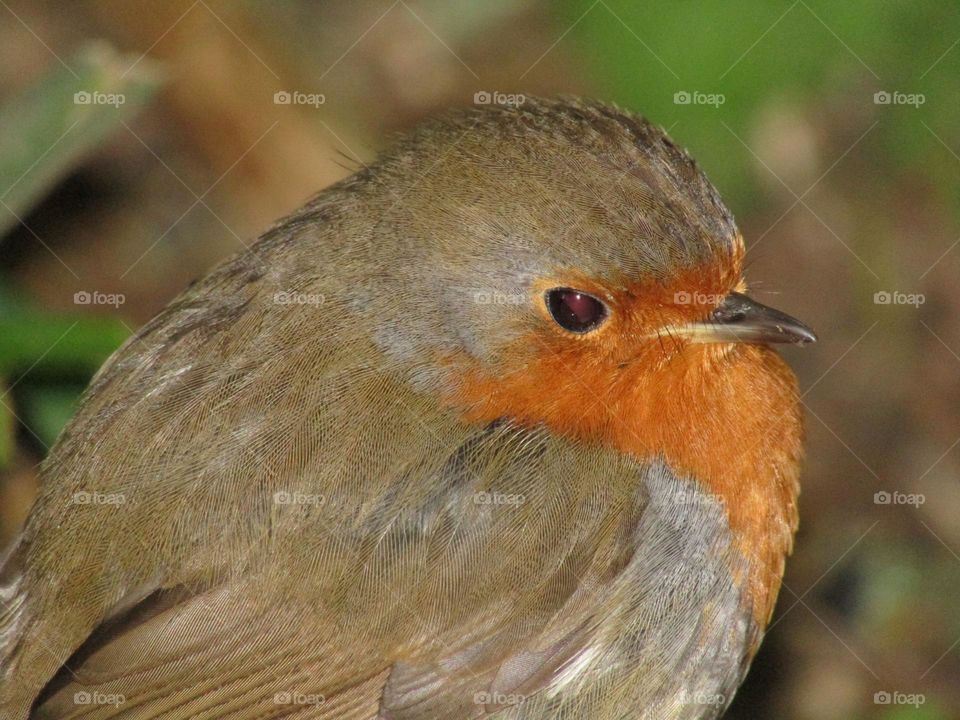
[{"x1": 0, "y1": 97, "x2": 813, "y2": 719}]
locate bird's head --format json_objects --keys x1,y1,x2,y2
[{"x1": 362, "y1": 98, "x2": 812, "y2": 400}]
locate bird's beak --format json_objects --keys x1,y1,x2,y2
[{"x1": 672, "y1": 292, "x2": 817, "y2": 345}]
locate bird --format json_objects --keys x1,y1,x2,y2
[{"x1": 0, "y1": 96, "x2": 815, "y2": 719}]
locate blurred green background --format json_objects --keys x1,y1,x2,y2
[{"x1": 1, "y1": 1, "x2": 958, "y2": 718}]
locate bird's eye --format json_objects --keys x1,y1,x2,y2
[{"x1": 545, "y1": 288, "x2": 608, "y2": 334}]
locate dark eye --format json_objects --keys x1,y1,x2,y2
[{"x1": 545, "y1": 288, "x2": 608, "y2": 334}]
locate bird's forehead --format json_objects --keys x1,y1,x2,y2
[
  {"x1": 401, "y1": 133, "x2": 741, "y2": 287},
  {"x1": 361, "y1": 99, "x2": 749, "y2": 316}
]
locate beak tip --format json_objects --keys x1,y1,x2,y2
[{"x1": 789, "y1": 325, "x2": 818, "y2": 345}]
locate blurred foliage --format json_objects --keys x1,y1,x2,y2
[
  {"x1": 560, "y1": 0, "x2": 960, "y2": 213},
  {"x1": 0, "y1": 282, "x2": 129, "y2": 466},
  {"x1": 0, "y1": 284, "x2": 128, "y2": 375},
  {"x1": 0, "y1": 42, "x2": 163, "y2": 235},
  {"x1": 0, "y1": 380, "x2": 12, "y2": 468},
  {"x1": 18, "y1": 384, "x2": 89, "y2": 450},
  {"x1": 0, "y1": 41, "x2": 160, "y2": 461}
]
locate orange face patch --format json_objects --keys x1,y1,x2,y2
[{"x1": 446, "y1": 252, "x2": 803, "y2": 626}]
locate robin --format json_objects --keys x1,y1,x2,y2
[{"x1": 0, "y1": 97, "x2": 814, "y2": 719}]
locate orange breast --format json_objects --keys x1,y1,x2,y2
[{"x1": 447, "y1": 328, "x2": 803, "y2": 627}]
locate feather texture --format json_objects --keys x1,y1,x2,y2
[{"x1": 0, "y1": 98, "x2": 802, "y2": 719}]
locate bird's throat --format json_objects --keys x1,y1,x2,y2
[{"x1": 449, "y1": 340, "x2": 803, "y2": 628}]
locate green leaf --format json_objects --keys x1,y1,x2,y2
[
  {"x1": 18, "y1": 384, "x2": 87, "y2": 450},
  {"x1": 0, "y1": 312, "x2": 128, "y2": 377},
  {"x1": 0, "y1": 41, "x2": 164, "y2": 237}
]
